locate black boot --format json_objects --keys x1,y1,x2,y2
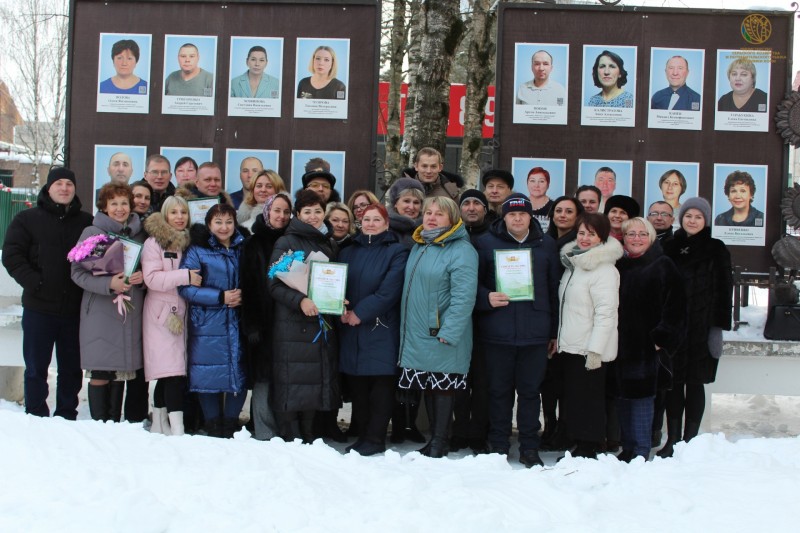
[
  {"x1": 571, "y1": 440, "x2": 598, "y2": 459},
  {"x1": 276, "y1": 411, "x2": 298, "y2": 441},
  {"x1": 417, "y1": 393, "x2": 435, "y2": 455},
  {"x1": 540, "y1": 415, "x2": 557, "y2": 448},
  {"x1": 108, "y1": 381, "x2": 124, "y2": 423},
  {"x1": 656, "y1": 418, "x2": 682, "y2": 458},
  {"x1": 88, "y1": 384, "x2": 110, "y2": 421},
  {"x1": 300, "y1": 411, "x2": 315, "y2": 444},
  {"x1": 321, "y1": 410, "x2": 347, "y2": 443},
  {"x1": 683, "y1": 419, "x2": 701, "y2": 442},
  {"x1": 405, "y1": 396, "x2": 426, "y2": 443},
  {"x1": 390, "y1": 402, "x2": 407, "y2": 443},
  {"x1": 202, "y1": 418, "x2": 223, "y2": 438},
  {"x1": 423, "y1": 394, "x2": 454, "y2": 459}
]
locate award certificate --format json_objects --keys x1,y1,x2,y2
[
  {"x1": 308, "y1": 261, "x2": 348, "y2": 315},
  {"x1": 111, "y1": 234, "x2": 144, "y2": 279},
  {"x1": 188, "y1": 197, "x2": 219, "y2": 225},
  {"x1": 494, "y1": 249, "x2": 534, "y2": 301}
]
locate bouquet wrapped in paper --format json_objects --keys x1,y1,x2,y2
[
  {"x1": 67, "y1": 234, "x2": 124, "y2": 276},
  {"x1": 268, "y1": 249, "x2": 330, "y2": 294}
]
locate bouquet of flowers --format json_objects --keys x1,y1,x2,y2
[
  {"x1": 67, "y1": 234, "x2": 124, "y2": 276},
  {"x1": 268, "y1": 249, "x2": 329, "y2": 295}
]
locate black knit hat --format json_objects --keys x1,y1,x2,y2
[
  {"x1": 481, "y1": 169, "x2": 514, "y2": 189},
  {"x1": 301, "y1": 170, "x2": 336, "y2": 188},
  {"x1": 460, "y1": 189, "x2": 488, "y2": 208},
  {"x1": 603, "y1": 195, "x2": 640, "y2": 218},
  {"x1": 46, "y1": 167, "x2": 76, "y2": 187},
  {"x1": 501, "y1": 193, "x2": 534, "y2": 216}
]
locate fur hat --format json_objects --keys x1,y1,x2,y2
[
  {"x1": 678, "y1": 197, "x2": 712, "y2": 225},
  {"x1": 481, "y1": 169, "x2": 514, "y2": 189},
  {"x1": 603, "y1": 195, "x2": 640, "y2": 218}
]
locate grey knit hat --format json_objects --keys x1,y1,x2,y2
[{"x1": 678, "y1": 197, "x2": 711, "y2": 225}]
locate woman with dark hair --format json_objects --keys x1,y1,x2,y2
[
  {"x1": 587, "y1": 50, "x2": 633, "y2": 108},
  {"x1": 268, "y1": 189, "x2": 340, "y2": 442},
  {"x1": 231, "y1": 45, "x2": 279, "y2": 99},
  {"x1": 556, "y1": 213, "x2": 623, "y2": 458},
  {"x1": 546, "y1": 196, "x2": 584, "y2": 250},
  {"x1": 179, "y1": 203, "x2": 247, "y2": 438},
  {"x1": 131, "y1": 180, "x2": 154, "y2": 222},
  {"x1": 296, "y1": 45, "x2": 346, "y2": 100},
  {"x1": 174, "y1": 157, "x2": 198, "y2": 187},
  {"x1": 661, "y1": 198, "x2": 732, "y2": 457},
  {"x1": 526, "y1": 167, "x2": 554, "y2": 231},
  {"x1": 241, "y1": 193, "x2": 293, "y2": 440},
  {"x1": 659, "y1": 170, "x2": 687, "y2": 212},
  {"x1": 99, "y1": 39, "x2": 148, "y2": 94},
  {"x1": 398, "y1": 196, "x2": 478, "y2": 458},
  {"x1": 71, "y1": 183, "x2": 147, "y2": 423},
  {"x1": 338, "y1": 203, "x2": 409, "y2": 455},
  {"x1": 713, "y1": 171, "x2": 764, "y2": 227}
]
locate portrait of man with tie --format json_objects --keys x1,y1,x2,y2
[{"x1": 650, "y1": 55, "x2": 702, "y2": 111}]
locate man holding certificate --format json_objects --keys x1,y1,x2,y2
[{"x1": 473, "y1": 193, "x2": 560, "y2": 468}]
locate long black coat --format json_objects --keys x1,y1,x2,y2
[
  {"x1": 615, "y1": 245, "x2": 686, "y2": 398},
  {"x1": 268, "y1": 217, "x2": 339, "y2": 412},
  {"x1": 240, "y1": 214, "x2": 286, "y2": 385},
  {"x1": 663, "y1": 227, "x2": 732, "y2": 384}
]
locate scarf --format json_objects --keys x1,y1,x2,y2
[{"x1": 420, "y1": 226, "x2": 449, "y2": 244}]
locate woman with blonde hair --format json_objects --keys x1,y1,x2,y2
[
  {"x1": 325, "y1": 202, "x2": 355, "y2": 247},
  {"x1": 717, "y1": 57, "x2": 767, "y2": 112},
  {"x1": 347, "y1": 189, "x2": 380, "y2": 228},
  {"x1": 238, "y1": 170, "x2": 287, "y2": 231},
  {"x1": 296, "y1": 45, "x2": 346, "y2": 100}
]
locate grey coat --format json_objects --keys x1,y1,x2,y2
[{"x1": 70, "y1": 212, "x2": 146, "y2": 372}]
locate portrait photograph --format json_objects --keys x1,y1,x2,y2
[
  {"x1": 512, "y1": 43, "x2": 569, "y2": 125},
  {"x1": 160, "y1": 147, "x2": 213, "y2": 187},
  {"x1": 581, "y1": 45, "x2": 637, "y2": 128},
  {"x1": 714, "y1": 49, "x2": 771, "y2": 132},
  {"x1": 97, "y1": 33, "x2": 152, "y2": 114},
  {"x1": 578, "y1": 159, "x2": 633, "y2": 206},
  {"x1": 711, "y1": 163, "x2": 768, "y2": 246},
  {"x1": 224, "y1": 149, "x2": 280, "y2": 196},
  {"x1": 648, "y1": 48, "x2": 705, "y2": 131},
  {"x1": 643, "y1": 161, "x2": 700, "y2": 228},
  {"x1": 162, "y1": 35, "x2": 218, "y2": 116},
  {"x1": 93, "y1": 144, "x2": 147, "y2": 208},
  {"x1": 511, "y1": 157, "x2": 566, "y2": 232},
  {"x1": 294, "y1": 38, "x2": 350, "y2": 120},
  {"x1": 228, "y1": 37, "x2": 284, "y2": 118},
  {"x1": 290, "y1": 150, "x2": 346, "y2": 199}
]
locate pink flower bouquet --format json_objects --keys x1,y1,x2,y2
[{"x1": 67, "y1": 234, "x2": 124, "y2": 276}]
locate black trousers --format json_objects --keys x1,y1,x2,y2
[
  {"x1": 21, "y1": 309, "x2": 82, "y2": 419},
  {"x1": 346, "y1": 374, "x2": 395, "y2": 444},
  {"x1": 560, "y1": 352, "x2": 606, "y2": 444},
  {"x1": 452, "y1": 343, "x2": 489, "y2": 442}
]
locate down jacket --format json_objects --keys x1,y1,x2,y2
[
  {"x1": 141, "y1": 213, "x2": 192, "y2": 382},
  {"x1": 70, "y1": 212, "x2": 146, "y2": 372},
  {"x1": 614, "y1": 245, "x2": 687, "y2": 398},
  {"x1": 398, "y1": 221, "x2": 478, "y2": 374},
  {"x1": 556, "y1": 238, "x2": 623, "y2": 362},
  {"x1": 268, "y1": 217, "x2": 339, "y2": 412},
  {"x1": 474, "y1": 218, "x2": 560, "y2": 346},
  {"x1": 338, "y1": 230, "x2": 409, "y2": 376},
  {"x1": 179, "y1": 224, "x2": 246, "y2": 394},
  {"x1": 663, "y1": 227, "x2": 732, "y2": 384}
]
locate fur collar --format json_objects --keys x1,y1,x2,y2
[
  {"x1": 560, "y1": 237, "x2": 623, "y2": 271},
  {"x1": 175, "y1": 184, "x2": 234, "y2": 207},
  {"x1": 144, "y1": 212, "x2": 190, "y2": 252}
]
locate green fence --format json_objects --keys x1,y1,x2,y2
[{"x1": 0, "y1": 190, "x2": 34, "y2": 248}]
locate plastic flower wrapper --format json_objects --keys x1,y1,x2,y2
[
  {"x1": 268, "y1": 249, "x2": 329, "y2": 295},
  {"x1": 67, "y1": 234, "x2": 125, "y2": 277}
]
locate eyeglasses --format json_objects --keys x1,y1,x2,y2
[
  {"x1": 648, "y1": 211, "x2": 673, "y2": 218},
  {"x1": 354, "y1": 203, "x2": 370, "y2": 211},
  {"x1": 624, "y1": 232, "x2": 650, "y2": 240},
  {"x1": 308, "y1": 182, "x2": 331, "y2": 190},
  {"x1": 147, "y1": 170, "x2": 171, "y2": 177}
]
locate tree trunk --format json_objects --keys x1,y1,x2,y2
[
  {"x1": 459, "y1": 0, "x2": 496, "y2": 189},
  {"x1": 403, "y1": 0, "x2": 465, "y2": 166},
  {"x1": 383, "y1": 0, "x2": 409, "y2": 190}
]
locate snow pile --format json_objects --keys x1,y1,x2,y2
[{"x1": 1, "y1": 404, "x2": 799, "y2": 532}]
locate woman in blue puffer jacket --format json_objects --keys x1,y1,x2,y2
[{"x1": 179, "y1": 203, "x2": 247, "y2": 438}]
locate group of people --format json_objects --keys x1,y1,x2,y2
[{"x1": 3, "y1": 146, "x2": 733, "y2": 468}]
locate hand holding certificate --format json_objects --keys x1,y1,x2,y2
[
  {"x1": 494, "y1": 249, "x2": 534, "y2": 301},
  {"x1": 308, "y1": 261, "x2": 348, "y2": 315}
]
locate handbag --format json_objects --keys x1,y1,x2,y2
[{"x1": 763, "y1": 305, "x2": 800, "y2": 341}]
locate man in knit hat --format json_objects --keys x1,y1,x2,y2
[
  {"x1": 2, "y1": 167, "x2": 93, "y2": 419},
  {"x1": 460, "y1": 189, "x2": 496, "y2": 243}
]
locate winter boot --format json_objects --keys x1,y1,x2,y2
[
  {"x1": 423, "y1": 394, "x2": 454, "y2": 459},
  {"x1": 88, "y1": 384, "x2": 110, "y2": 422},
  {"x1": 300, "y1": 411, "x2": 315, "y2": 444},
  {"x1": 519, "y1": 449, "x2": 544, "y2": 468},
  {"x1": 168, "y1": 411, "x2": 185, "y2": 436},
  {"x1": 202, "y1": 417, "x2": 223, "y2": 438},
  {"x1": 108, "y1": 381, "x2": 124, "y2": 423},
  {"x1": 571, "y1": 440, "x2": 598, "y2": 459},
  {"x1": 683, "y1": 419, "x2": 701, "y2": 442},
  {"x1": 656, "y1": 418, "x2": 682, "y2": 458},
  {"x1": 150, "y1": 407, "x2": 171, "y2": 435},
  {"x1": 405, "y1": 399, "x2": 426, "y2": 443},
  {"x1": 417, "y1": 393, "x2": 436, "y2": 455}
]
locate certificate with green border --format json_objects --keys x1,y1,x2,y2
[
  {"x1": 188, "y1": 197, "x2": 219, "y2": 225},
  {"x1": 110, "y1": 234, "x2": 144, "y2": 279},
  {"x1": 308, "y1": 261, "x2": 348, "y2": 315},
  {"x1": 494, "y1": 249, "x2": 534, "y2": 301}
]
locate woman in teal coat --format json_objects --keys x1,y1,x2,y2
[{"x1": 398, "y1": 196, "x2": 478, "y2": 458}]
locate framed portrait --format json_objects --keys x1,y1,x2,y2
[
  {"x1": 647, "y1": 48, "x2": 705, "y2": 131},
  {"x1": 643, "y1": 162, "x2": 700, "y2": 228},
  {"x1": 294, "y1": 38, "x2": 350, "y2": 120},
  {"x1": 162, "y1": 35, "x2": 218, "y2": 116},
  {"x1": 93, "y1": 144, "x2": 147, "y2": 210},
  {"x1": 512, "y1": 43, "x2": 569, "y2": 125},
  {"x1": 160, "y1": 147, "x2": 213, "y2": 187},
  {"x1": 228, "y1": 37, "x2": 284, "y2": 118},
  {"x1": 224, "y1": 149, "x2": 281, "y2": 196},
  {"x1": 714, "y1": 49, "x2": 771, "y2": 132},
  {"x1": 581, "y1": 45, "x2": 637, "y2": 128},
  {"x1": 578, "y1": 159, "x2": 633, "y2": 207},
  {"x1": 511, "y1": 157, "x2": 566, "y2": 232},
  {"x1": 290, "y1": 150, "x2": 346, "y2": 200},
  {"x1": 711, "y1": 163, "x2": 768, "y2": 246},
  {"x1": 96, "y1": 33, "x2": 152, "y2": 114}
]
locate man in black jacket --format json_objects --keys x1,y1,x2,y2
[{"x1": 2, "y1": 167, "x2": 92, "y2": 419}]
